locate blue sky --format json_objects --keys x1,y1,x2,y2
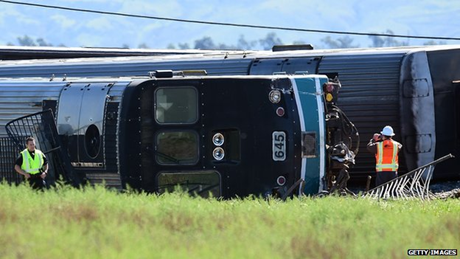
[{"x1": 0, "y1": 0, "x2": 459, "y2": 49}]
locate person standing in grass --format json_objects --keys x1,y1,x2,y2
[
  {"x1": 14, "y1": 137, "x2": 48, "y2": 189},
  {"x1": 367, "y1": 126, "x2": 402, "y2": 187}
]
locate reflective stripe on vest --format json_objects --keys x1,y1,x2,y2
[
  {"x1": 375, "y1": 140, "x2": 399, "y2": 172},
  {"x1": 20, "y1": 149, "x2": 44, "y2": 175}
]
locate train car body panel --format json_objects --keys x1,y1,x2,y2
[
  {"x1": 0, "y1": 46, "x2": 228, "y2": 60},
  {"x1": 118, "y1": 76, "x2": 321, "y2": 197},
  {"x1": 2, "y1": 45, "x2": 460, "y2": 181},
  {"x1": 0, "y1": 80, "x2": 65, "y2": 136},
  {"x1": 56, "y1": 81, "x2": 131, "y2": 170},
  {"x1": 292, "y1": 76, "x2": 327, "y2": 194},
  {"x1": 399, "y1": 51, "x2": 436, "y2": 177},
  {"x1": 0, "y1": 74, "x2": 340, "y2": 198},
  {"x1": 425, "y1": 48, "x2": 460, "y2": 179},
  {"x1": 316, "y1": 52, "x2": 405, "y2": 177}
]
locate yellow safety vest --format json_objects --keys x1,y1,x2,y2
[
  {"x1": 20, "y1": 149, "x2": 44, "y2": 175},
  {"x1": 375, "y1": 140, "x2": 399, "y2": 172}
]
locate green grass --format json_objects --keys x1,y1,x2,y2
[{"x1": 0, "y1": 183, "x2": 458, "y2": 259}]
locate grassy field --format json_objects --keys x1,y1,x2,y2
[{"x1": 0, "y1": 183, "x2": 458, "y2": 259}]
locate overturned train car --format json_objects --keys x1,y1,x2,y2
[
  {"x1": 1, "y1": 45, "x2": 459, "y2": 181},
  {"x1": 0, "y1": 74, "x2": 357, "y2": 198}
]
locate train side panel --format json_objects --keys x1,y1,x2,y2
[
  {"x1": 399, "y1": 51, "x2": 436, "y2": 177},
  {"x1": 426, "y1": 49, "x2": 460, "y2": 179},
  {"x1": 2, "y1": 46, "x2": 460, "y2": 181},
  {"x1": 0, "y1": 81, "x2": 65, "y2": 136},
  {"x1": 292, "y1": 76, "x2": 327, "y2": 194},
  {"x1": 118, "y1": 76, "x2": 327, "y2": 198},
  {"x1": 54, "y1": 80, "x2": 131, "y2": 187}
]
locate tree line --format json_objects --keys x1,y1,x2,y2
[{"x1": 6, "y1": 31, "x2": 446, "y2": 50}]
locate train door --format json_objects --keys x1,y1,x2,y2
[
  {"x1": 147, "y1": 81, "x2": 221, "y2": 197},
  {"x1": 57, "y1": 82, "x2": 111, "y2": 168}
]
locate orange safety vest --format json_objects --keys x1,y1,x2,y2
[{"x1": 375, "y1": 140, "x2": 399, "y2": 172}]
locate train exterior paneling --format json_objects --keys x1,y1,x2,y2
[
  {"x1": 0, "y1": 81, "x2": 65, "y2": 136},
  {"x1": 118, "y1": 76, "x2": 323, "y2": 198},
  {"x1": 0, "y1": 46, "x2": 227, "y2": 60},
  {"x1": 399, "y1": 51, "x2": 436, "y2": 178},
  {"x1": 425, "y1": 49, "x2": 460, "y2": 179},
  {"x1": 0, "y1": 75, "x2": 329, "y2": 197},
  {"x1": 1, "y1": 46, "x2": 460, "y2": 180},
  {"x1": 55, "y1": 80, "x2": 130, "y2": 185},
  {"x1": 292, "y1": 76, "x2": 327, "y2": 195},
  {"x1": 0, "y1": 79, "x2": 131, "y2": 187},
  {"x1": 317, "y1": 53, "x2": 406, "y2": 178},
  {"x1": 0, "y1": 56, "x2": 253, "y2": 78}
]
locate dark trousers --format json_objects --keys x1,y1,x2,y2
[
  {"x1": 376, "y1": 171, "x2": 398, "y2": 186},
  {"x1": 27, "y1": 174, "x2": 46, "y2": 189}
]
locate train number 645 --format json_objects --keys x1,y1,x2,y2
[{"x1": 272, "y1": 131, "x2": 286, "y2": 161}]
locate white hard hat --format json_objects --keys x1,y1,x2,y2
[{"x1": 381, "y1": 125, "x2": 395, "y2": 136}]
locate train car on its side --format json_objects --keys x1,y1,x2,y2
[
  {"x1": 1, "y1": 45, "x2": 459, "y2": 182},
  {"x1": 0, "y1": 72, "x2": 357, "y2": 198}
]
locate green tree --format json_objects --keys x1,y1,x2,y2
[
  {"x1": 169, "y1": 32, "x2": 285, "y2": 50},
  {"x1": 423, "y1": 40, "x2": 446, "y2": 46},
  {"x1": 138, "y1": 43, "x2": 149, "y2": 49},
  {"x1": 237, "y1": 35, "x2": 257, "y2": 50},
  {"x1": 178, "y1": 43, "x2": 190, "y2": 49},
  {"x1": 194, "y1": 36, "x2": 216, "y2": 49},
  {"x1": 259, "y1": 32, "x2": 283, "y2": 50},
  {"x1": 36, "y1": 38, "x2": 52, "y2": 47},
  {"x1": 321, "y1": 36, "x2": 359, "y2": 49},
  {"x1": 368, "y1": 30, "x2": 408, "y2": 47},
  {"x1": 17, "y1": 35, "x2": 37, "y2": 46},
  {"x1": 9, "y1": 35, "x2": 64, "y2": 47}
]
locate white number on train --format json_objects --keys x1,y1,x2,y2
[{"x1": 272, "y1": 131, "x2": 286, "y2": 161}]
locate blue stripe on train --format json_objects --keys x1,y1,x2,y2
[{"x1": 293, "y1": 76, "x2": 327, "y2": 195}]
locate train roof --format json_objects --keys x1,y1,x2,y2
[
  {"x1": 1, "y1": 44, "x2": 460, "y2": 67},
  {"x1": 0, "y1": 45, "x2": 230, "y2": 60},
  {"x1": 0, "y1": 73, "x2": 326, "y2": 83}
]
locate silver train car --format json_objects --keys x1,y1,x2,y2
[
  {"x1": 0, "y1": 73, "x2": 357, "y2": 197},
  {"x1": 1, "y1": 45, "x2": 459, "y2": 181}
]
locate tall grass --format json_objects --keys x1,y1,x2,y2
[{"x1": 0, "y1": 183, "x2": 458, "y2": 259}]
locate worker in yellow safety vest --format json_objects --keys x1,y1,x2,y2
[
  {"x1": 367, "y1": 126, "x2": 402, "y2": 186},
  {"x1": 14, "y1": 137, "x2": 48, "y2": 189}
]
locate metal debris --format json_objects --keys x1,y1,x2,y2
[{"x1": 363, "y1": 154, "x2": 454, "y2": 200}]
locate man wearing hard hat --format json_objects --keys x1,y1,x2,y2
[{"x1": 367, "y1": 126, "x2": 402, "y2": 186}]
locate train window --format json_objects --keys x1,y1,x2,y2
[
  {"x1": 302, "y1": 131, "x2": 317, "y2": 157},
  {"x1": 157, "y1": 170, "x2": 221, "y2": 198},
  {"x1": 154, "y1": 87, "x2": 198, "y2": 124},
  {"x1": 155, "y1": 131, "x2": 199, "y2": 165}
]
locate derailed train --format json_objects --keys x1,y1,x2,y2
[
  {"x1": 1, "y1": 45, "x2": 460, "y2": 181},
  {"x1": 0, "y1": 73, "x2": 357, "y2": 198}
]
